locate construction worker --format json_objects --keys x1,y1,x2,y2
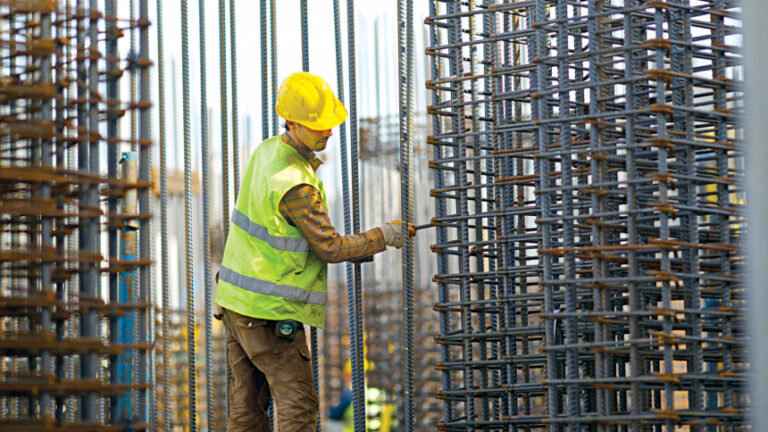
[{"x1": 214, "y1": 71, "x2": 415, "y2": 432}]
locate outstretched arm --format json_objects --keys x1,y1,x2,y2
[{"x1": 279, "y1": 184, "x2": 386, "y2": 263}]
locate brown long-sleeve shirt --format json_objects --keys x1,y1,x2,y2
[{"x1": 277, "y1": 135, "x2": 385, "y2": 263}]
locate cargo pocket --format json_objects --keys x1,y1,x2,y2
[
  {"x1": 231, "y1": 315, "x2": 274, "y2": 358},
  {"x1": 295, "y1": 342, "x2": 314, "y2": 385},
  {"x1": 297, "y1": 341, "x2": 311, "y2": 362}
]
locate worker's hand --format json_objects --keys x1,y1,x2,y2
[
  {"x1": 213, "y1": 304, "x2": 224, "y2": 320},
  {"x1": 380, "y1": 220, "x2": 416, "y2": 249},
  {"x1": 213, "y1": 270, "x2": 224, "y2": 320},
  {"x1": 393, "y1": 220, "x2": 417, "y2": 238}
]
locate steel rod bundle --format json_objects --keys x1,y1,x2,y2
[{"x1": 426, "y1": 0, "x2": 746, "y2": 430}]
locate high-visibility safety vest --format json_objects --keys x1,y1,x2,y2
[{"x1": 215, "y1": 135, "x2": 328, "y2": 328}]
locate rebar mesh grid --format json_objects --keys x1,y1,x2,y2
[
  {"x1": 0, "y1": 0, "x2": 152, "y2": 428},
  {"x1": 426, "y1": 0, "x2": 746, "y2": 430}
]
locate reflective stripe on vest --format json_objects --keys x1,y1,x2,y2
[
  {"x1": 231, "y1": 209, "x2": 309, "y2": 253},
  {"x1": 219, "y1": 266, "x2": 326, "y2": 306}
]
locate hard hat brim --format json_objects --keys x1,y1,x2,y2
[{"x1": 293, "y1": 98, "x2": 348, "y2": 131}]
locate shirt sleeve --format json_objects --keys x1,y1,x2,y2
[{"x1": 278, "y1": 184, "x2": 386, "y2": 263}]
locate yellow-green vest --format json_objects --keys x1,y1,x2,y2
[{"x1": 215, "y1": 135, "x2": 328, "y2": 328}]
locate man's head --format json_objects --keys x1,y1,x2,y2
[{"x1": 276, "y1": 72, "x2": 347, "y2": 152}]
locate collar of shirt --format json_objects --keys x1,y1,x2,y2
[{"x1": 282, "y1": 133, "x2": 323, "y2": 172}]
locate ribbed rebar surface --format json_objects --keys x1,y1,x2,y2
[
  {"x1": 270, "y1": 0, "x2": 278, "y2": 137},
  {"x1": 156, "y1": 0, "x2": 171, "y2": 427},
  {"x1": 229, "y1": 0, "x2": 241, "y2": 195},
  {"x1": 297, "y1": 3, "x2": 322, "y2": 430},
  {"x1": 181, "y1": 0, "x2": 197, "y2": 429},
  {"x1": 398, "y1": 0, "x2": 416, "y2": 430},
  {"x1": 426, "y1": 0, "x2": 746, "y2": 430},
  {"x1": 260, "y1": 0, "x2": 269, "y2": 141}
]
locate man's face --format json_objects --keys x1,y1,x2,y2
[{"x1": 291, "y1": 123, "x2": 333, "y2": 152}]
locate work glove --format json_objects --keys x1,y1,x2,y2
[{"x1": 379, "y1": 220, "x2": 416, "y2": 249}]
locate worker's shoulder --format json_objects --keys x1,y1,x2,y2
[
  {"x1": 251, "y1": 141, "x2": 313, "y2": 185},
  {"x1": 250, "y1": 137, "x2": 306, "y2": 169},
  {"x1": 253, "y1": 134, "x2": 283, "y2": 155}
]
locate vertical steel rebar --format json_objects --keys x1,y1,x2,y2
[
  {"x1": 86, "y1": 0, "x2": 101, "y2": 420},
  {"x1": 181, "y1": 0, "x2": 197, "y2": 429},
  {"x1": 332, "y1": 3, "x2": 359, "y2": 430},
  {"x1": 260, "y1": 0, "x2": 268, "y2": 141},
  {"x1": 227, "y1": 0, "x2": 240, "y2": 425},
  {"x1": 38, "y1": 2, "x2": 54, "y2": 421},
  {"x1": 74, "y1": 0, "x2": 93, "y2": 420},
  {"x1": 196, "y1": 0, "x2": 214, "y2": 427},
  {"x1": 300, "y1": 0, "x2": 308, "y2": 73},
  {"x1": 53, "y1": 2, "x2": 67, "y2": 422},
  {"x1": 270, "y1": 0, "x2": 278, "y2": 136},
  {"x1": 219, "y1": 0, "x2": 229, "y2": 236},
  {"x1": 555, "y1": 2, "x2": 578, "y2": 429},
  {"x1": 345, "y1": 1, "x2": 366, "y2": 430},
  {"x1": 259, "y1": 1, "x2": 277, "y2": 429},
  {"x1": 138, "y1": 0, "x2": 151, "y2": 423},
  {"x1": 230, "y1": 0, "x2": 241, "y2": 195},
  {"x1": 63, "y1": 2, "x2": 78, "y2": 421},
  {"x1": 156, "y1": 0, "x2": 171, "y2": 427},
  {"x1": 297, "y1": 3, "x2": 322, "y2": 430},
  {"x1": 218, "y1": 1, "x2": 231, "y2": 427},
  {"x1": 397, "y1": 0, "x2": 415, "y2": 429},
  {"x1": 427, "y1": 1, "x2": 454, "y2": 426}
]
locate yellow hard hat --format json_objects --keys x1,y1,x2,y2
[{"x1": 275, "y1": 72, "x2": 348, "y2": 131}]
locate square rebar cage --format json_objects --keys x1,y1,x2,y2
[{"x1": 426, "y1": 0, "x2": 746, "y2": 430}]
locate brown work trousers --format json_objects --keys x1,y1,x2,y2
[{"x1": 222, "y1": 308, "x2": 318, "y2": 432}]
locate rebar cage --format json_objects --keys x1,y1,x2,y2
[
  {"x1": 0, "y1": 0, "x2": 153, "y2": 428},
  {"x1": 426, "y1": 0, "x2": 746, "y2": 430}
]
